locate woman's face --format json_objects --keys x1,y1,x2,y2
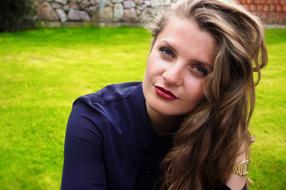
[{"x1": 143, "y1": 16, "x2": 216, "y2": 119}]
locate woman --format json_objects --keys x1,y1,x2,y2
[{"x1": 61, "y1": 0, "x2": 267, "y2": 189}]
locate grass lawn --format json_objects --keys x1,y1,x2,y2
[{"x1": 0, "y1": 26, "x2": 285, "y2": 190}]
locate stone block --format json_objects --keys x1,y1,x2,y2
[
  {"x1": 101, "y1": 6, "x2": 113, "y2": 20},
  {"x1": 144, "y1": 0, "x2": 151, "y2": 7},
  {"x1": 68, "y1": 8, "x2": 82, "y2": 20},
  {"x1": 123, "y1": 1, "x2": 136, "y2": 9},
  {"x1": 135, "y1": 0, "x2": 144, "y2": 4},
  {"x1": 123, "y1": 8, "x2": 137, "y2": 21},
  {"x1": 52, "y1": 2, "x2": 62, "y2": 9},
  {"x1": 151, "y1": 0, "x2": 171, "y2": 7},
  {"x1": 37, "y1": 2, "x2": 59, "y2": 21},
  {"x1": 80, "y1": 11, "x2": 91, "y2": 21},
  {"x1": 111, "y1": 0, "x2": 123, "y2": 3},
  {"x1": 136, "y1": 8, "x2": 141, "y2": 14},
  {"x1": 68, "y1": 8, "x2": 91, "y2": 21},
  {"x1": 114, "y1": 3, "x2": 124, "y2": 20},
  {"x1": 69, "y1": 0, "x2": 79, "y2": 9},
  {"x1": 105, "y1": 0, "x2": 112, "y2": 6},
  {"x1": 54, "y1": 0, "x2": 67, "y2": 5},
  {"x1": 90, "y1": 0, "x2": 97, "y2": 5},
  {"x1": 138, "y1": 4, "x2": 147, "y2": 10},
  {"x1": 80, "y1": 0, "x2": 90, "y2": 9},
  {"x1": 63, "y1": 5, "x2": 69, "y2": 11},
  {"x1": 56, "y1": 9, "x2": 68, "y2": 22},
  {"x1": 89, "y1": 5, "x2": 99, "y2": 13}
]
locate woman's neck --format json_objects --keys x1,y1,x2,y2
[{"x1": 146, "y1": 105, "x2": 183, "y2": 136}]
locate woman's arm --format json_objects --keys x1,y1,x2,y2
[{"x1": 61, "y1": 103, "x2": 106, "y2": 190}]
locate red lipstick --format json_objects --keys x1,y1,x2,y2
[{"x1": 155, "y1": 86, "x2": 178, "y2": 100}]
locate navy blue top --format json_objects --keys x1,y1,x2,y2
[{"x1": 61, "y1": 82, "x2": 238, "y2": 190}]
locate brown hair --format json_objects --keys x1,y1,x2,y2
[{"x1": 144, "y1": 0, "x2": 268, "y2": 189}]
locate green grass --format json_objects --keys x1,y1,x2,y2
[
  {"x1": 0, "y1": 26, "x2": 285, "y2": 189},
  {"x1": 249, "y1": 28, "x2": 286, "y2": 189}
]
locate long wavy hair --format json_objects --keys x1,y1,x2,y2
[{"x1": 144, "y1": 0, "x2": 268, "y2": 189}]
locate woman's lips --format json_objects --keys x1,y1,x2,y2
[{"x1": 154, "y1": 86, "x2": 178, "y2": 100}]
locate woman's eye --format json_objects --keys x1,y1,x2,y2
[
  {"x1": 190, "y1": 65, "x2": 209, "y2": 77},
  {"x1": 159, "y1": 47, "x2": 175, "y2": 58}
]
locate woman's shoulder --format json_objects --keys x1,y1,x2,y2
[
  {"x1": 69, "y1": 82, "x2": 144, "y2": 132},
  {"x1": 74, "y1": 82, "x2": 142, "y2": 107}
]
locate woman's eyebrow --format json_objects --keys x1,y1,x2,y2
[
  {"x1": 160, "y1": 40, "x2": 213, "y2": 69},
  {"x1": 159, "y1": 40, "x2": 178, "y2": 54},
  {"x1": 190, "y1": 59, "x2": 213, "y2": 70}
]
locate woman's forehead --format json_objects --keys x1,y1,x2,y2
[{"x1": 156, "y1": 16, "x2": 217, "y2": 66}]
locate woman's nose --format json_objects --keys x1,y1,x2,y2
[{"x1": 162, "y1": 64, "x2": 183, "y2": 86}]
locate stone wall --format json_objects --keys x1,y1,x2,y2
[
  {"x1": 36, "y1": 0, "x2": 286, "y2": 25},
  {"x1": 36, "y1": 0, "x2": 177, "y2": 24}
]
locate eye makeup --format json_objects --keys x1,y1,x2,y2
[{"x1": 159, "y1": 47, "x2": 175, "y2": 58}]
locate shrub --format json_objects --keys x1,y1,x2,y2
[{"x1": 0, "y1": 0, "x2": 36, "y2": 32}]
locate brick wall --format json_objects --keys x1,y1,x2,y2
[{"x1": 238, "y1": 0, "x2": 286, "y2": 24}]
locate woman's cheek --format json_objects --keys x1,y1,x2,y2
[
  {"x1": 147, "y1": 51, "x2": 170, "y2": 81},
  {"x1": 155, "y1": 57, "x2": 169, "y2": 72}
]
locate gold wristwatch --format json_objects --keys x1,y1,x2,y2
[{"x1": 233, "y1": 160, "x2": 249, "y2": 176}]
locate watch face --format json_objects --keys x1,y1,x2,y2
[
  {"x1": 233, "y1": 160, "x2": 250, "y2": 176},
  {"x1": 241, "y1": 160, "x2": 249, "y2": 175}
]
